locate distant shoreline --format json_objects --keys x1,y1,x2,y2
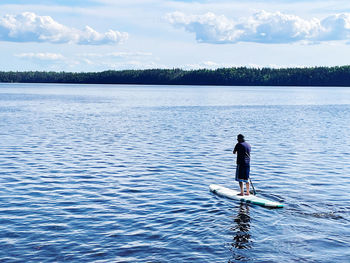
[{"x1": 2, "y1": 66, "x2": 350, "y2": 86}]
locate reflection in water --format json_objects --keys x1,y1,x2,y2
[
  {"x1": 229, "y1": 203, "x2": 252, "y2": 262},
  {"x1": 232, "y1": 203, "x2": 251, "y2": 249}
]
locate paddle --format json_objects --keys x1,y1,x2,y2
[{"x1": 249, "y1": 178, "x2": 256, "y2": 195}]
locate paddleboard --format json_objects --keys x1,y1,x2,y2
[{"x1": 209, "y1": 184, "x2": 284, "y2": 208}]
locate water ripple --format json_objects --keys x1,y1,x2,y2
[{"x1": 0, "y1": 84, "x2": 350, "y2": 262}]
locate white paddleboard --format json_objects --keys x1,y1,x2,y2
[{"x1": 209, "y1": 184, "x2": 284, "y2": 208}]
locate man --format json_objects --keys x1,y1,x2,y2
[{"x1": 233, "y1": 134, "x2": 251, "y2": 196}]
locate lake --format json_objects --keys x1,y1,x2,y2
[{"x1": 0, "y1": 83, "x2": 349, "y2": 262}]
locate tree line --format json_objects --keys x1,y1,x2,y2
[{"x1": 1, "y1": 66, "x2": 350, "y2": 86}]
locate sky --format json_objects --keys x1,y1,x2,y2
[{"x1": 2, "y1": 0, "x2": 350, "y2": 71}]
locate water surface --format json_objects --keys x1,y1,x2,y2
[{"x1": 0, "y1": 84, "x2": 349, "y2": 262}]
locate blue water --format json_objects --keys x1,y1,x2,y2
[{"x1": 0, "y1": 83, "x2": 350, "y2": 262}]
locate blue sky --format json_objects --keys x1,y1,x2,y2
[{"x1": 1, "y1": 0, "x2": 350, "y2": 71}]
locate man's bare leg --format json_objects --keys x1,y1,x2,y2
[
  {"x1": 238, "y1": 182, "x2": 244, "y2": 196},
  {"x1": 245, "y1": 182, "x2": 250, "y2": 195}
]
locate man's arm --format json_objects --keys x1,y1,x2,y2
[{"x1": 233, "y1": 144, "x2": 237, "y2": 154}]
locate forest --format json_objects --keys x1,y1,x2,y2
[{"x1": 1, "y1": 66, "x2": 350, "y2": 86}]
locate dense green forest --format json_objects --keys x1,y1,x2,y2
[{"x1": 2, "y1": 66, "x2": 350, "y2": 86}]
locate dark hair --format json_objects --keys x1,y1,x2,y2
[{"x1": 237, "y1": 134, "x2": 244, "y2": 140}]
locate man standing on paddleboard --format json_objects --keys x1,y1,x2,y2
[{"x1": 233, "y1": 134, "x2": 251, "y2": 196}]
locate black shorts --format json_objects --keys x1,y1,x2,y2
[{"x1": 235, "y1": 164, "x2": 250, "y2": 182}]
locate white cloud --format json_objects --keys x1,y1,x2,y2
[
  {"x1": 0, "y1": 12, "x2": 128, "y2": 45},
  {"x1": 78, "y1": 51, "x2": 153, "y2": 58},
  {"x1": 184, "y1": 61, "x2": 265, "y2": 70},
  {"x1": 75, "y1": 52, "x2": 158, "y2": 70},
  {"x1": 15, "y1": 52, "x2": 65, "y2": 60},
  {"x1": 185, "y1": 61, "x2": 231, "y2": 70},
  {"x1": 166, "y1": 10, "x2": 350, "y2": 44},
  {"x1": 13, "y1": 50, "x2": 159, "y2": 71}
]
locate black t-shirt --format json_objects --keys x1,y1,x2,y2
[{"x1": 234, "y1": 141, "x2": 251, "y2": 165}]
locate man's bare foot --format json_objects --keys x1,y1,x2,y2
[
  {"x1": 237, "y1": 193, "x2": 244, "y2": 196},
  {"x1": 245, "y1": 193, "x2": 250, "y2": 196}
]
